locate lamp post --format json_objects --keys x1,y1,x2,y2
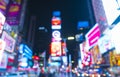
[
  {"x1": 63, "y1": 36, "x2": 75, "y2": 65},
  {"x1": 63, "y1": 36, "x2": 74, "y2": 77}
]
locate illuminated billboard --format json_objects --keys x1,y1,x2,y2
[
  {"x1": 51, "y1": 11, "x2": 62, "y2": 57},
  {"x1": 61, "y1": 42, "x2": 67, "y2": 55},
  {"x1": 1, "y1": 31, "x2": 16, "y2": 53},
  {"x1": 79, "y1": 41, "x2": 92, "y2": 67},
  {"x1": 98, "y1": 34, "x2": 114, "y2": 54},
  {"x1": 102, "y1": 0, "x2": 120, "y2": 25},
  {"x1": 90, "y1": 45, "x2": 101, "y2": 64},
  {"x1": 51, "y1": 42, "x2": 61, "y2": 56},
  {"x1": 77, "y1": 21, "x2": 89, "y2": 29},
  {"x1": 6, "y1": 0, "x2": 22, "y2": 25},
  {"x1": 51, "y1": 17, "x2": 61, "y2": 29},
  {"x1": 85, "y1": 23, "x2": 101, "y2": 49},
  {"x1": 19, "y1": 44, "x2": 33, "y2": 59},
  {"x1": 110, "y1": 22, "x2": 120, "y2": 54},
  {"x1": 0, "y1": 0, "x2": 9, "y2": 15},
  {"x1": 0, "y1": 12, "x2": 6, "y2": 34},
  {"x1": 52, "y1": 30, "x2": 61, "y2": 39}
]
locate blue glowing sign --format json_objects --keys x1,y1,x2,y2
[
  {"x1": 53, "y1": 11, "x2": 61, "y2": 17},
  {"x1": 19, "y1": 44, "x2": 33, "y2": 59},
  {"x1": 77, "y1": 21, "x2": 89, "y2": 29}
]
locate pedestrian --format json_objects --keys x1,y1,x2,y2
[
  {"x1": 39, "y1": 71, "x2": 46, "y2": 77},
  {"x1": 47, "y1": 68, "x2": 53, "y2": 77},
  {"x1": 39, "y1": 67, "x2": 46, "y2": 77}
]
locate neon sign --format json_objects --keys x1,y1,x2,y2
[{"x1": 51, "y1": 17, "x2": 61, "y2": 29}]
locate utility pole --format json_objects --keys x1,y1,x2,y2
[
  {"x1": 69, "y1": 54, "x2": 72, "y2": 77},
  {"x1": 43, "y1": 51, "x2": 46, "y2": 69}
]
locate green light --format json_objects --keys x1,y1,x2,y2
[{"x1": 40, "y1": 63, "x2": 43, "y2": 66}]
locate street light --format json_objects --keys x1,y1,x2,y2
[
  {"x1": 67, "y1": 36, "x2": 75, "y2": 40},
  {"x1": 63, "y1": 36, "x2": 75, "y2": 50}
]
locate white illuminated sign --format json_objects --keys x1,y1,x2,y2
[
  {"x1": 52, "y1": 30, "x2": 61, "y2": 38},
  {"x1": 0, "y1": 12, "x2": 6, "y2": 34},
  {"x1": 1, "y1": 31, "x2": 16, "y2": 53},
  {"x1": 102, "y1": 0, "x2": 120, "y2": 25},
  {"x1": 111, "y1": 22, "x2": 120, "y2": 54}
]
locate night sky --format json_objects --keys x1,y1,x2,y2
[
  {"x1": 28, "y1": 0, "x2": 89, "y2": 35},
  {"x1": 27, "y1": 0, "x2": 90, "y2": 58}
]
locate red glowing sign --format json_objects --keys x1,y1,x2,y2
[
  {"x1": 33, "y1": 56, "x2": 40, "y2": 60},
  {"x1": 61, "y1": 42, "x2": 67, "y2": 55},
  {"x1": 52, "y1": 17, "x2": 61, "y2": 25},
  {"x1": 86, "y1": 23, "x2": 101, "y2": 49},
  {"x1": 51, "y1": 17, "x2": 61, "y2": 29}
]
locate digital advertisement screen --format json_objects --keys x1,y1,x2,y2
[
  {"x1": 51, "y1": 42, "x2": 62, "y2": 56},
  {"x1": 51, "y1": 17, "x2": 61, "y2": 29},
  {"x1": 98, "y1": 34, "x2": 114, "y2": 54},
  {"x1": 77, "y1": 21, "x2": 89, "y2": 29},
  {"x1": 85, "y1": 23, "x2": 101, "y2": 49},
  {"x1": 111, "y1": 22, "x2": 120, "y2": 54},
  {"x1": 0, "y1": 0, "x2": 9, "y2": 15},
  {"x1": 90, "y1": 45, "x2": 101, "y2": 64},
  {"x1": 102, "y1": 0, "x2": 119, "y2": 25},
  {"x1": 6, "y1": 0, "x2": 22, "y2": 25},
  {"x1": 19, "y1": 44, "x2": 33, "y2": 59},
  {"x1": 1, "y1": 31, "x2": 16, "y2": 53}
]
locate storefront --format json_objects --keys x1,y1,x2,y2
[
  {"x1": 101, "y1": 22, "x2": 120, "y2": 76},
  {"x1": 109, "y1": 22, "x2": 120, "y2": 66}
]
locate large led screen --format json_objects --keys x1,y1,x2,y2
[
  {"x1": 111, "y1": 22, "x2": 120, "y2": 54},
  {"x1": 1, "y1": 31, "x2": 16, "y2": 53},
  {"x1": 51, "y1": 42, "x2": 62, "y2": 56},
  {"x1": 98, "y1": 34, "x2": 114, "y2": 54},
  {"x1": 102, "y1": 0, "x2": 120, "y2": 25},
  {"x1": 85, "y1": 23, "x2": 101, "y2": 49}
]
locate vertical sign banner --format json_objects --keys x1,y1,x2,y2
[
  {"x1": 51, "y1": 11, "x2": 62, "y2": 57},
  {"x1": 6, "y1": 0, "x2": 22, "y2": 25},
  {"x1": 61, "y1": 42, "x2": 67, "y2": 55},
  {"x1": 1, "y1": 31, "x2": 16, "y2": 53},
  {"x1": 85, "y1": 23, "x2": 101, "y2": 49},
  {"x1": 80, "y1": 41, "x2": 92, "y2": 67},
  {"x1": 90, "y1": 45, "x2": 101, "y2": 64}
]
